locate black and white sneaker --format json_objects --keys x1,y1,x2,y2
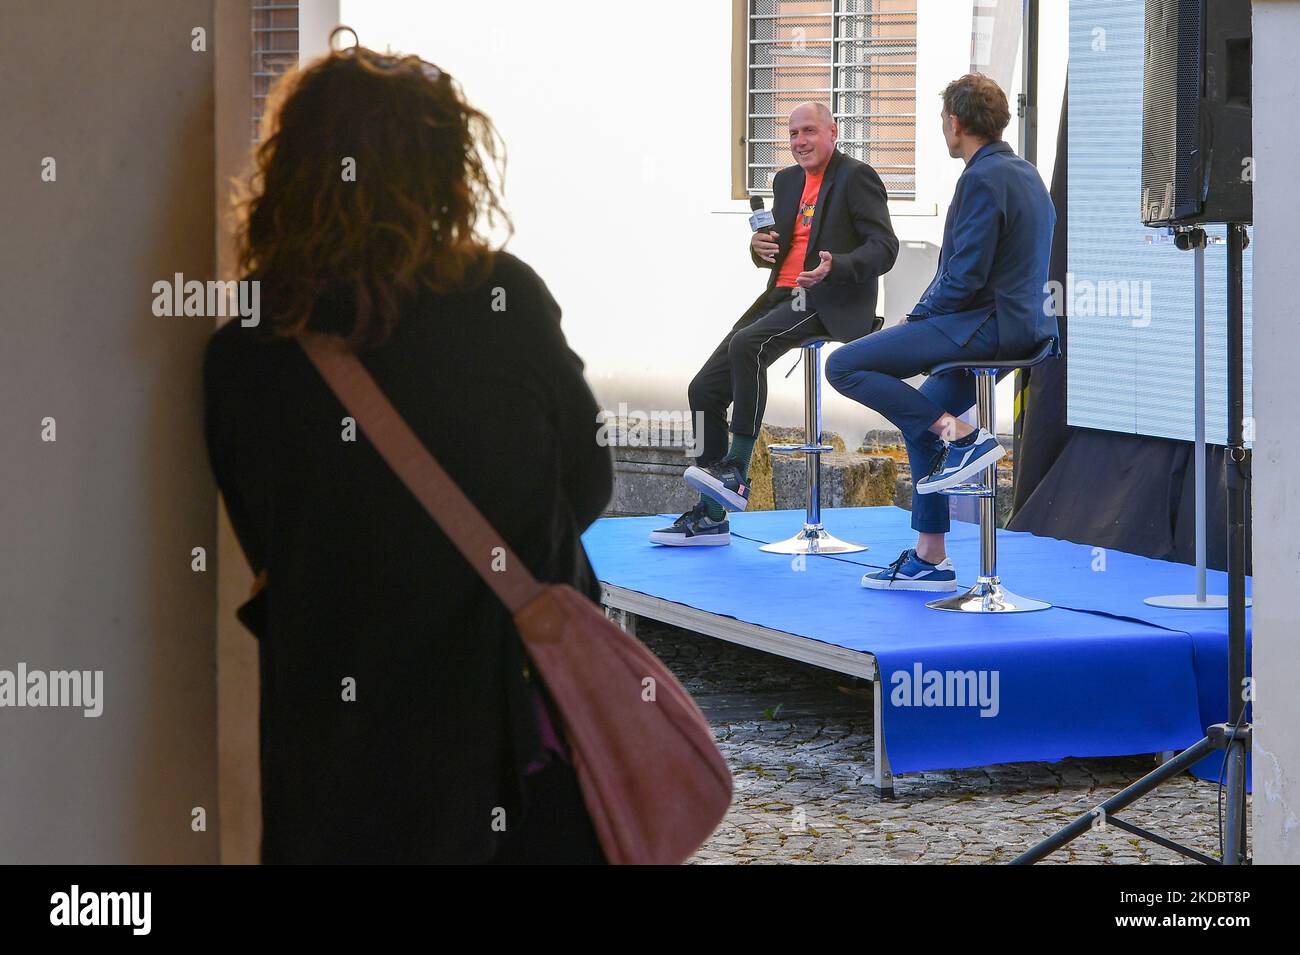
[
  {"x1": 648, "y1": 503, "x2": 731, "y2": 546},
  {"x1": 682, "y1": 457, "x2": 750, "y2": 512}
]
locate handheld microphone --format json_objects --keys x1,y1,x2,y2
[{"x1": 748, "y1": 195, "x2": 776, "y2": 234}]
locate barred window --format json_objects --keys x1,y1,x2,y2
[
  {"x1": 744, "y1": 0, "x2": 917, "y2": 197},
  {"x1": 252, "y1": 2, "x2": 299, "y2": 143}
]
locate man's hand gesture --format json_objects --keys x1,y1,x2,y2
[{"x1": 796, "y1": 251, "x2": 832, "y2": 288}]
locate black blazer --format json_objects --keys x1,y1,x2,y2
[
  {"x1": 203, "y1": 253, "x2": 613, "y2": 863},
  {"x1": 750, "y1": 149, "x2": 898, "y2": 342}
]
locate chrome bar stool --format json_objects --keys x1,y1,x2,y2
[
  {"x1": 761, "y1": 320, "x2": 883, "y2": 556},
  {"x1": 923, "y1": 337, "x2": 1058, "y2": 613}
]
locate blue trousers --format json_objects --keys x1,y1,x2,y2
[{"x1": 825, "y1": 317, "x2": 1004, "y2": 534}]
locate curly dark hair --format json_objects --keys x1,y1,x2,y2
[
  {"x1": 941, "y1": 73, "x2": 1011, "y2": 142},
  {"x1": 235, "y1": 43, "x2": 512, "y2": 347}
]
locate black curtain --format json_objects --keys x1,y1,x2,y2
[
  {"x1": 1010, "y1": 85, "x2": 1071, "y2": 508},
  {"x1": 1007, "y1": 82, "x2": 1251, "y2": 574}
]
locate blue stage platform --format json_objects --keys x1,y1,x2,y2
[{"x1": 582, "y1": 506, "x2": 1251, "y2": 792}]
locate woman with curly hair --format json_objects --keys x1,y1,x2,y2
[{"x1": 204, "y1": 42, "x2": 612, "y2": 864}]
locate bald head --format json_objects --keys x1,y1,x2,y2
[
  {"x1": 790, "y1": 102, "x2": 833, "y2": 126},
  {"x1": 788, "y1": 103, "x2": 837, "y2": 175}
]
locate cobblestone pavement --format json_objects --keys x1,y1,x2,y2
[{"x1": 634, "y1": 620, "x2": 1250, "y2": 865}]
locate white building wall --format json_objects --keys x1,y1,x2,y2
[
  {"x1": 1249, "y1": 0, "x2": 1300, "y2": 865},
  {"x1": 326, "y1": 0, "x2": 1066, "y2": 439}
]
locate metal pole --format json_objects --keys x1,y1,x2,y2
[
  {"x1": 1226, "y1": 224, "x2": 1247, "y2": 724},
  {"x1": 1224, "y1": 733, "x2": 1246, "y2": 865},
  {"x1": 805, "y1": 345, "x2": 821, "y2": 528},
  {"x1": 1194, "y1": 237, "x2": 1207, "y2": 600},
  {"x1": 979, "y1": 372, "x2": 998, "y2": 580},
  {"x1": 760, "y1": 342, "x2": 866, "y2": 556},
  {"x1": 1019, "y1": 0, "x2": 1039, "y2": 166},
  {"x1": 1144, "y1": 230, "x2": 1235, "y2": 610},
  {"x1": 926, "y1": 367, "x2": 1049, "y2": 613},
  {"x1": 1224, "y1": 222, "x2": 1249, "y2": 864}
]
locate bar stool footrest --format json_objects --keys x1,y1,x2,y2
[
  {"x1": 936, "y1": 481, "x2": 993, "y2": 497},
  {"x1": 769, "y1": 443, "x2": 834, "y2": 454}
]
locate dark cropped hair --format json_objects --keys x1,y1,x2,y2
[
  {"x1": 941, "y1": 73, "x2": 1011, "y2": 141},
  {"x1": 235, "y1": 43, "x2": 512, "y2": 348}
]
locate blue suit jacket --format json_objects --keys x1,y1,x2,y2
[{"x1": 909, "y1": 140, "x2": 1057, "y2": 359}]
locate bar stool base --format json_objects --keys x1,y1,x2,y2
[
  {"x1": 759, "y1": 526, "x2": 867, "y2": 555},
  {"x1": 1144, "y1": 593, "x2": 1248, "y2": 609},
  {"x1": 926, "y1": 578, "x2": 1051, "y2": 613}
]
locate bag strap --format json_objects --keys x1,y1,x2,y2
[{"x1": 298, "y1": 332, "x2": 544, "y2": 614}]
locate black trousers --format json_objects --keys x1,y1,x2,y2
[{"x1": 687, "y1": 286, "x2": 830, "y2": 466}]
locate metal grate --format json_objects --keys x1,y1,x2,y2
[
  {"x1": 747, "y1": 0, "x2": 917, "y2": 197},
  {"x1": 252, "y1": 2, "x2": 300, "y2": 143}
]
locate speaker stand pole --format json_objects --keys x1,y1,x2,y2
[
  {"x1": 1145, "y1": 228, "x2": 1245, "y2": 609},
  {"x1": 1221, "y1": 222, "x2": 1251, "y2": 865}
]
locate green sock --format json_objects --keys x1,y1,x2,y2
[
  {"x1": 727, "y1": 433, "x2": 758, "y2": 480},
  {"x1": 700, "y1": 494, "x2": 726, "y2": 522}
]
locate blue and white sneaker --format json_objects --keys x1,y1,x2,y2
[
  {"x1": 861, "y1": 548, "x2": 957, "y2": 592},
  {"x1": 915, "y1": 428, "x2": 1005, "y2": 494},
  {"x1": 649, "y1": 503, "x2": 731, "y2": 546},
  {"x1": 682, "y1": 457, "x2": 750, "y2": 512}
]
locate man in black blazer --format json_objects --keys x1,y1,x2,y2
[{"x1": 651, "y1": 102, "x2": 898, "y2": 546}]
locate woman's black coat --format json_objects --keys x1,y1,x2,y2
[{"x1": 203, "y1": 253, "x2": 613, "y2": 863}]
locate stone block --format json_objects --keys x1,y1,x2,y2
[
  {"x1": 771, "y1": 452, "x2": 897, "y2": 510},
  {"x1": 603, "y1": 416, "x2": 775, "y2": 516}
]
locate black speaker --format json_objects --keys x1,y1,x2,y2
[{"x1": 1140, "y1": 0, "x2": 1252, "y2": 227}]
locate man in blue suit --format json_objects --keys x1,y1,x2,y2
[{"x1": 826, "y1": 73, "x2": 1057, "y2": 593}]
